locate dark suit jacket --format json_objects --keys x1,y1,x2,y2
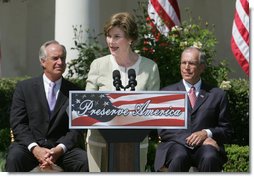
[
  {"x1": 154, "y1": 80, "x2": 233, "y2": 171},
  {"x1": 10, "y1": 75, "x2": 84, "y2": 150}
]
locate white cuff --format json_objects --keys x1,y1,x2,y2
[
  {"x1": 204, "y1": 129, "x2": 213, "y2": 138},
  {"x1": 57, "y1": 143, "x2": 67, "y2": 153},
  {"x1": 28, "y1": 142, "x2": 38, "y2": 151}
]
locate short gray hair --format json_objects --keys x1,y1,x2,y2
[
  {"x1": 39, "y1": 40, "x2": 66, "y2": 61},
  {"x1": 182, "y1": 46, "x2": 206, "y2": 65}
]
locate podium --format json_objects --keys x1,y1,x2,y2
[
  {"x1": 69, "y1": 91, "x2": 187, "y2": 172},
  {"x1": 99, "y1": 129, "x2": 151, "y2": 172}
]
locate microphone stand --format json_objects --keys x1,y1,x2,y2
[{"x1": 109, "y1": 70, "x2": 140, "y2": 171}]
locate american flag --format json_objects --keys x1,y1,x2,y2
[
  {"x1": 231, "y1": 0, "x2": 249, "y2": 76},
  {"x1": 70, "y1": 92, "x2": 186, "y2": 128},
  {"x1": 147, "y1": 0, "x2": 181, "y2": 36}
]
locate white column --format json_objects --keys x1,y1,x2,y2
[{"x1": 55, "y1": 0, "x2": 100, "y2": 77}]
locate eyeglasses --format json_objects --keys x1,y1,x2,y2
[
  {"x1": 180, "y1": 61, "x2": 200, "y2": 67},
  {"x1": 46, "y1": 56, "x2": 66, "y2": 61}
]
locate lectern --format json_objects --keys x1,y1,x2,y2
[
  {"x1": 69, "y1": 91, "x2": 188, "y2": 172},
  {"x1": 99, "y1": 129, "x2": 151, "y2": 172}
]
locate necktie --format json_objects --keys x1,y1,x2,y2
[
  {"x1": 189, "y1": 86, "x2": 196, "y2": 108},
  {"x1": 48, "y1": 82, "x2": 56, "y2": 112}
]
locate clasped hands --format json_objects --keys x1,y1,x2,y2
[
  {"x1": 32, "y1": 145, "x2": 63, "y2": 170},
  {"x1": 185, "y1": 130, "x2": 219, "y2": 151}
]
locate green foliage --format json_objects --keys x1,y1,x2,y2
[
  {"x1": 226, "y1": 79, "x2": 249, "y2": 145},
  {"x1": 0, "y1": 129, "x2": 10, "y2": 152},
  {"x1": 66, "y1": 26, "x2": 109, "y2": 82},
  {"x1": 0, "y1": 151, "x2": 6, "y2": 172},
  {"x1": 0, "y1": 77, "x2": 29, "y2": 151},
  {"x1": 0, "y1": 78, "x2": 17, "y2": 130},
  {"x1": 223, "y1": 144, "x2": 249, "y2": 172}
]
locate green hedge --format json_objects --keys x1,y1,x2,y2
[
  {"x1": 0, "y1": 151, "x2": 6, "y2": 172},
  {"x1": 223, "y1": 144, "x2": 249, "y2": 172},
  {"x1": 0, "y1": 77, "x2": 30, "y2": 151}
]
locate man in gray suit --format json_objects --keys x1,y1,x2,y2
[
  {"x1": 154, "y1": 46, "x2": 233, "y2": 172},
  {"x1": 5, "y1": 40, "x2": 88, "y2": 172}
]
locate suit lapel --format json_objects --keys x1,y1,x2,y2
[
  {"x1": 191, "y1": 83, "x2": 209, "y2": 113},
  {"x1": 33, "y1": 76, "x2": 50, "y2": 119}
]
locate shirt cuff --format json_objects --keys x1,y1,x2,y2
[
  {"x1": 28, "y1": 142, "x2": 38, "y2": 151},
  {"x1": 57, "y1": 143, "x2": 67, "y2": 153},
  {"x1": 204, "y1": 129, "x2": 213, "y2": 138}
]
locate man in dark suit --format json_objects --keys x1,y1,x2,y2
[
  {"x1": 5, "y1": 40, "x2": 89, "y2": 172},
  {"x1": 154, "y1": 46, "x2": 233, "y2": 172}
]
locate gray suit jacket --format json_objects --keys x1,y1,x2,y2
[{"x1": 154, "y1": 80, "x2": 233, "y2": 171}]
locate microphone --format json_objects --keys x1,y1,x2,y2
[
  {"x1": 113, "y1": 70, "x2": 122, "y2": 91},
  {"x1": 128, "y1": 69, "x2": 137, "y2": 91}
]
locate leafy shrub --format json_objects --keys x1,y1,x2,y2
[
  {"x1": 226, "y1": 79, "x2": 249, "y2": 145},
  {"x1": 66, "y1": 27, "x2": 109, "y2": 82},
  {"x1": 223, "y1": 144, "x2": 249, "y2": 172},
  {"x1": 0, "y1": 77, "x2": 29, "y2": 151},
  {"x1": 0, "y1": 151, "x2": 6, "y2": 172}
]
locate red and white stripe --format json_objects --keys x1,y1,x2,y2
[
  {"x1": 147, "y1": 0, "x2": 181, "y2": 36},
  {"x1": 231, "y1": 0, "x2": 249, "y2": 76},
  {"x1": 71, "y1": 93, "x2": 186, "y2": 128}
]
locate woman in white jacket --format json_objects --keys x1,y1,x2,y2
[{"x1": 85, "y1": 12, "x2": 160, "y2": 172}]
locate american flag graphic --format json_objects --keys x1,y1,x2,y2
[
  {"x1": 70, "y1": 91, "x2": 187, "y2": 129},
  {"x1": 147, "y1": 0, "x2": 181, "y2": 36}
]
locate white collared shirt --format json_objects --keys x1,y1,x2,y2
[
  {"x1": 43, "y1": 74, "x2": 62, "y2": 101},
  {"x1": 182, "y1": 79, "x2": 201, "y2": 97}
]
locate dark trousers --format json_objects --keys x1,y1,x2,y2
[
  {"x1": 5, "y1": 142, "x2": 89, "y2": 172},
  {"x1": 164, "y1": 143, "x2": 224, "y2": 172}
]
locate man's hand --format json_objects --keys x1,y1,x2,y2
[
  {"x1": 39, "y1": 146, "x2": 64, "y2": 169},
  {"x1": 49, "y1": 146, "x2": 64, "y2": 163},
  {"x1": 185, "y1": 130, "x2": 208, "y2": 147},
  {"x1": 31, "y1": 145, "x2": 64, "y2": 170},
  {"x1": 31, "y1": 146, "x2": 54, "y2": 169}
]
